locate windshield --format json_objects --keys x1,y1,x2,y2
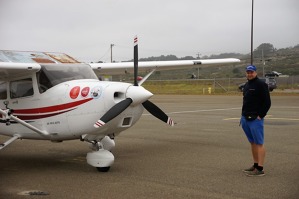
[{"x1": 37, "y1": 64, "x2": 98, "y2": 93}]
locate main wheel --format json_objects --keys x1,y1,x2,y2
[{"x1": 97, "y1": 167, "x2": 110, "y2": 172}]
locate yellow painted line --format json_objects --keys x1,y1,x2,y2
[{"x1": 223, "y1": 118, "x2": 240, "y2": 121}]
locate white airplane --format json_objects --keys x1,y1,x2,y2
[{"x1": 0, "y1": 38, "x2": 240, "y2": 172}]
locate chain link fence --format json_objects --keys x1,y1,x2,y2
[{"x1": 143, "y1": 76, "x2": 299, "y2": 94}]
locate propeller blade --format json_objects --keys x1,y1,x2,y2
[
  {"x1": 142, "y1": 100, "x2": 175, "y2": 126},
  {"x1": 133, "y1": 36, "x2": 138, "y2": 86},
  {"x1": 94, "y1": 98, "x2": 132, "y2": 128}
]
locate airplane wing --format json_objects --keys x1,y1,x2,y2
[
  {"x1": 0, "y1": 62, "x2": 41, "y2": 81},
  {"x1": 0, "y1": 48, "x2": 240, "y2": 80},
  {"x1": 89, "y1": 58, "x2": 240, "y2": 75},
  {"x1": 0, "y1": 50, "x2": 80, "y2": 81}
]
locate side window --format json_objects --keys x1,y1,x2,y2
[
  {"x1": 36, "y1": 69, "x2": 50, "y2": 93},
  {"x1": 10, "y1": 78, "x2": 34, "y2": 99},
  {"x1": 0, "y1": 82, "x2": 7, "y2": 99}
]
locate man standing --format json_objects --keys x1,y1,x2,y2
[{"x1": 241, "y1": 65, "x2": 271, "y2": 177}]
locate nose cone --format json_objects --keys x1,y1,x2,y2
[{"x1": 126, "y1": 86, "x2": 153, "y2": 106}]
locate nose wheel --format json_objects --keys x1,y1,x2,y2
[
  {"x1": 86, "y1": 148, "x2": 114, "y2": 172},
  {"x1": 85, "y1": 136, "x2": 115, "y2": 172},
  {"x1": 97, "y1": 166, "x2": 110, "y2": 172}
]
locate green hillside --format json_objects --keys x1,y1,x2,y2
[{"x1": 119, "y1": 43, "x2": 299, "y2": 80}]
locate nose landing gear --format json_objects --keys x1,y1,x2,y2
[
  {"x1": 86, "y1": 149, "x2": 114, "y2": 172},
  {"x1": 85, "y1": 136, "x2": 115, "y2": 172}
]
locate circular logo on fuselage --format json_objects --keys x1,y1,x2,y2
[{"x1": 90, "y1": 86, "x2": 102, "y2": 99}]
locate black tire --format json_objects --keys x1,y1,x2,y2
[{"x1": 96, "y1": 167, "x2": 110, "y2": 172}]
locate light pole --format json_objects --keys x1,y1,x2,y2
[
  {"x1": 250, "y1": 0, "x2": 254, "y2": 65},
  {"x1": 110, "y1": 44, "x2": 114, "y2": 63}
]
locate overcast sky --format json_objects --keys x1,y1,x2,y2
[{"x1": 0, "y1": 0, "x2": 298, "y2": 62}]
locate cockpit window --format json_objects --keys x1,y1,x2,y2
[
  {"x1": 0, "y1": 82, "x2": 7, "y2": 99},
  {"x1": 10, "y1": 78, "x2": 34, "y2": 99},
  {"x1": 36, "y1": 64, "x2": 98, "y2": 93}
]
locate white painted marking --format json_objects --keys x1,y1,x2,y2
[
  {"x1": 223, "y1": 117, "x2": 299, "y2": 121},
  {"x1": 143, "y1": 107, "x2": 241, "y2": 116}
]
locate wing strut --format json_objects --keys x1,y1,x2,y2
[
  {"x1": 0, "y1": 108, "x2": 49, "y2": 137},
  {"x1": 0, "y1": 134, "x2": 20, "y2": 150},
  {"x1": 138, "y1": 69, "x2": 156, "y2": 86}
]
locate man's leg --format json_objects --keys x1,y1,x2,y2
[
  {"x1": 251, "y1": 142, "x2": 258, "y2": 164},
  {"x1": 246, "y1": 143, "x2": 266, "y2": 176},
  {"x1": 255, "y1": 143, "x2": 265, "y2": 167},
  {"x1": 241, "y1": 118, "x2": 257, "y2": 172},
  {"x1": 250, "y1": 119, "x2": 265, "y2": 168}
]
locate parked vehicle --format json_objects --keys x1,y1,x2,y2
[
  {"x1": 238, "y1": 77, "x2": 277, "y2": 92},
  {"x1": 265, "y1": 71, "x2": 281, "y2": 77}
]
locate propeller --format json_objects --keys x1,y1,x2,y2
[
  {"x1": 94, "y1": 98, "x2": 132, "y2": 128},
  {"x1": 94, "y1": 36, "x2": 175, "y2": 128},
  {"x1": 142, "y1": 100, "x2": 174, "y2": 126},
  {"x1": 134, "y1": 36, "x2": 174, "y2": 126},
  {"x1": 94, "y1": 86, "x2": 153, "y2": 128}
]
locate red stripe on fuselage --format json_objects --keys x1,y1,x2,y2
[
  {"x1": 13, "y1": 98, "x2": 93, "y2": 114},
  {"x1": 17, "y1": 109, "x2": 74, "y2": 120}
]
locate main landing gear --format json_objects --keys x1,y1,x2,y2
[{"x1": 85, "y1": 136, "x2": 115, "y2": 172}]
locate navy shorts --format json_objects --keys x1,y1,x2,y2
[{"x1": 241, "y1": 116, "x2": 264, "y2": 145}]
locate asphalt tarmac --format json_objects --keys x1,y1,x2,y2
[{"x1": 1, "y1": 95, "x2": 299, "y2": 199}]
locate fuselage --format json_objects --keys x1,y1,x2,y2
[{"x1": 0, "y1": 64, "x2": 145, "y2": 141}]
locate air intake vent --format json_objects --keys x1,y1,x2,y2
[
  {"x1": 114, "y1": 92, "x2": 125, "y2": 102},
  {"x1": 122, "y1": 117, "x2": 132, "y2": 126}
]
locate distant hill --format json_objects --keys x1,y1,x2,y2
[{"x1": 120, "y1": 43, "x2": 299, "y2": 80}]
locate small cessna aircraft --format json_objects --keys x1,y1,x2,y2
[{"x1": 0, "y1": 37, "x2": 240, "y2": 171}]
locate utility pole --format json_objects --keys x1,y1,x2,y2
[
  {"x1": 110, "y1": 44, "x2": 114, "y2": 63},
  {"x1": 262, "y1": 49, "x2": 265, "y2": 77},
  {"x1": 196, "y1": 52, "x2": 201, "y2": 59},
  {"x1": 196, "y1": 53, "x2": 201, "y2": 79}
]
